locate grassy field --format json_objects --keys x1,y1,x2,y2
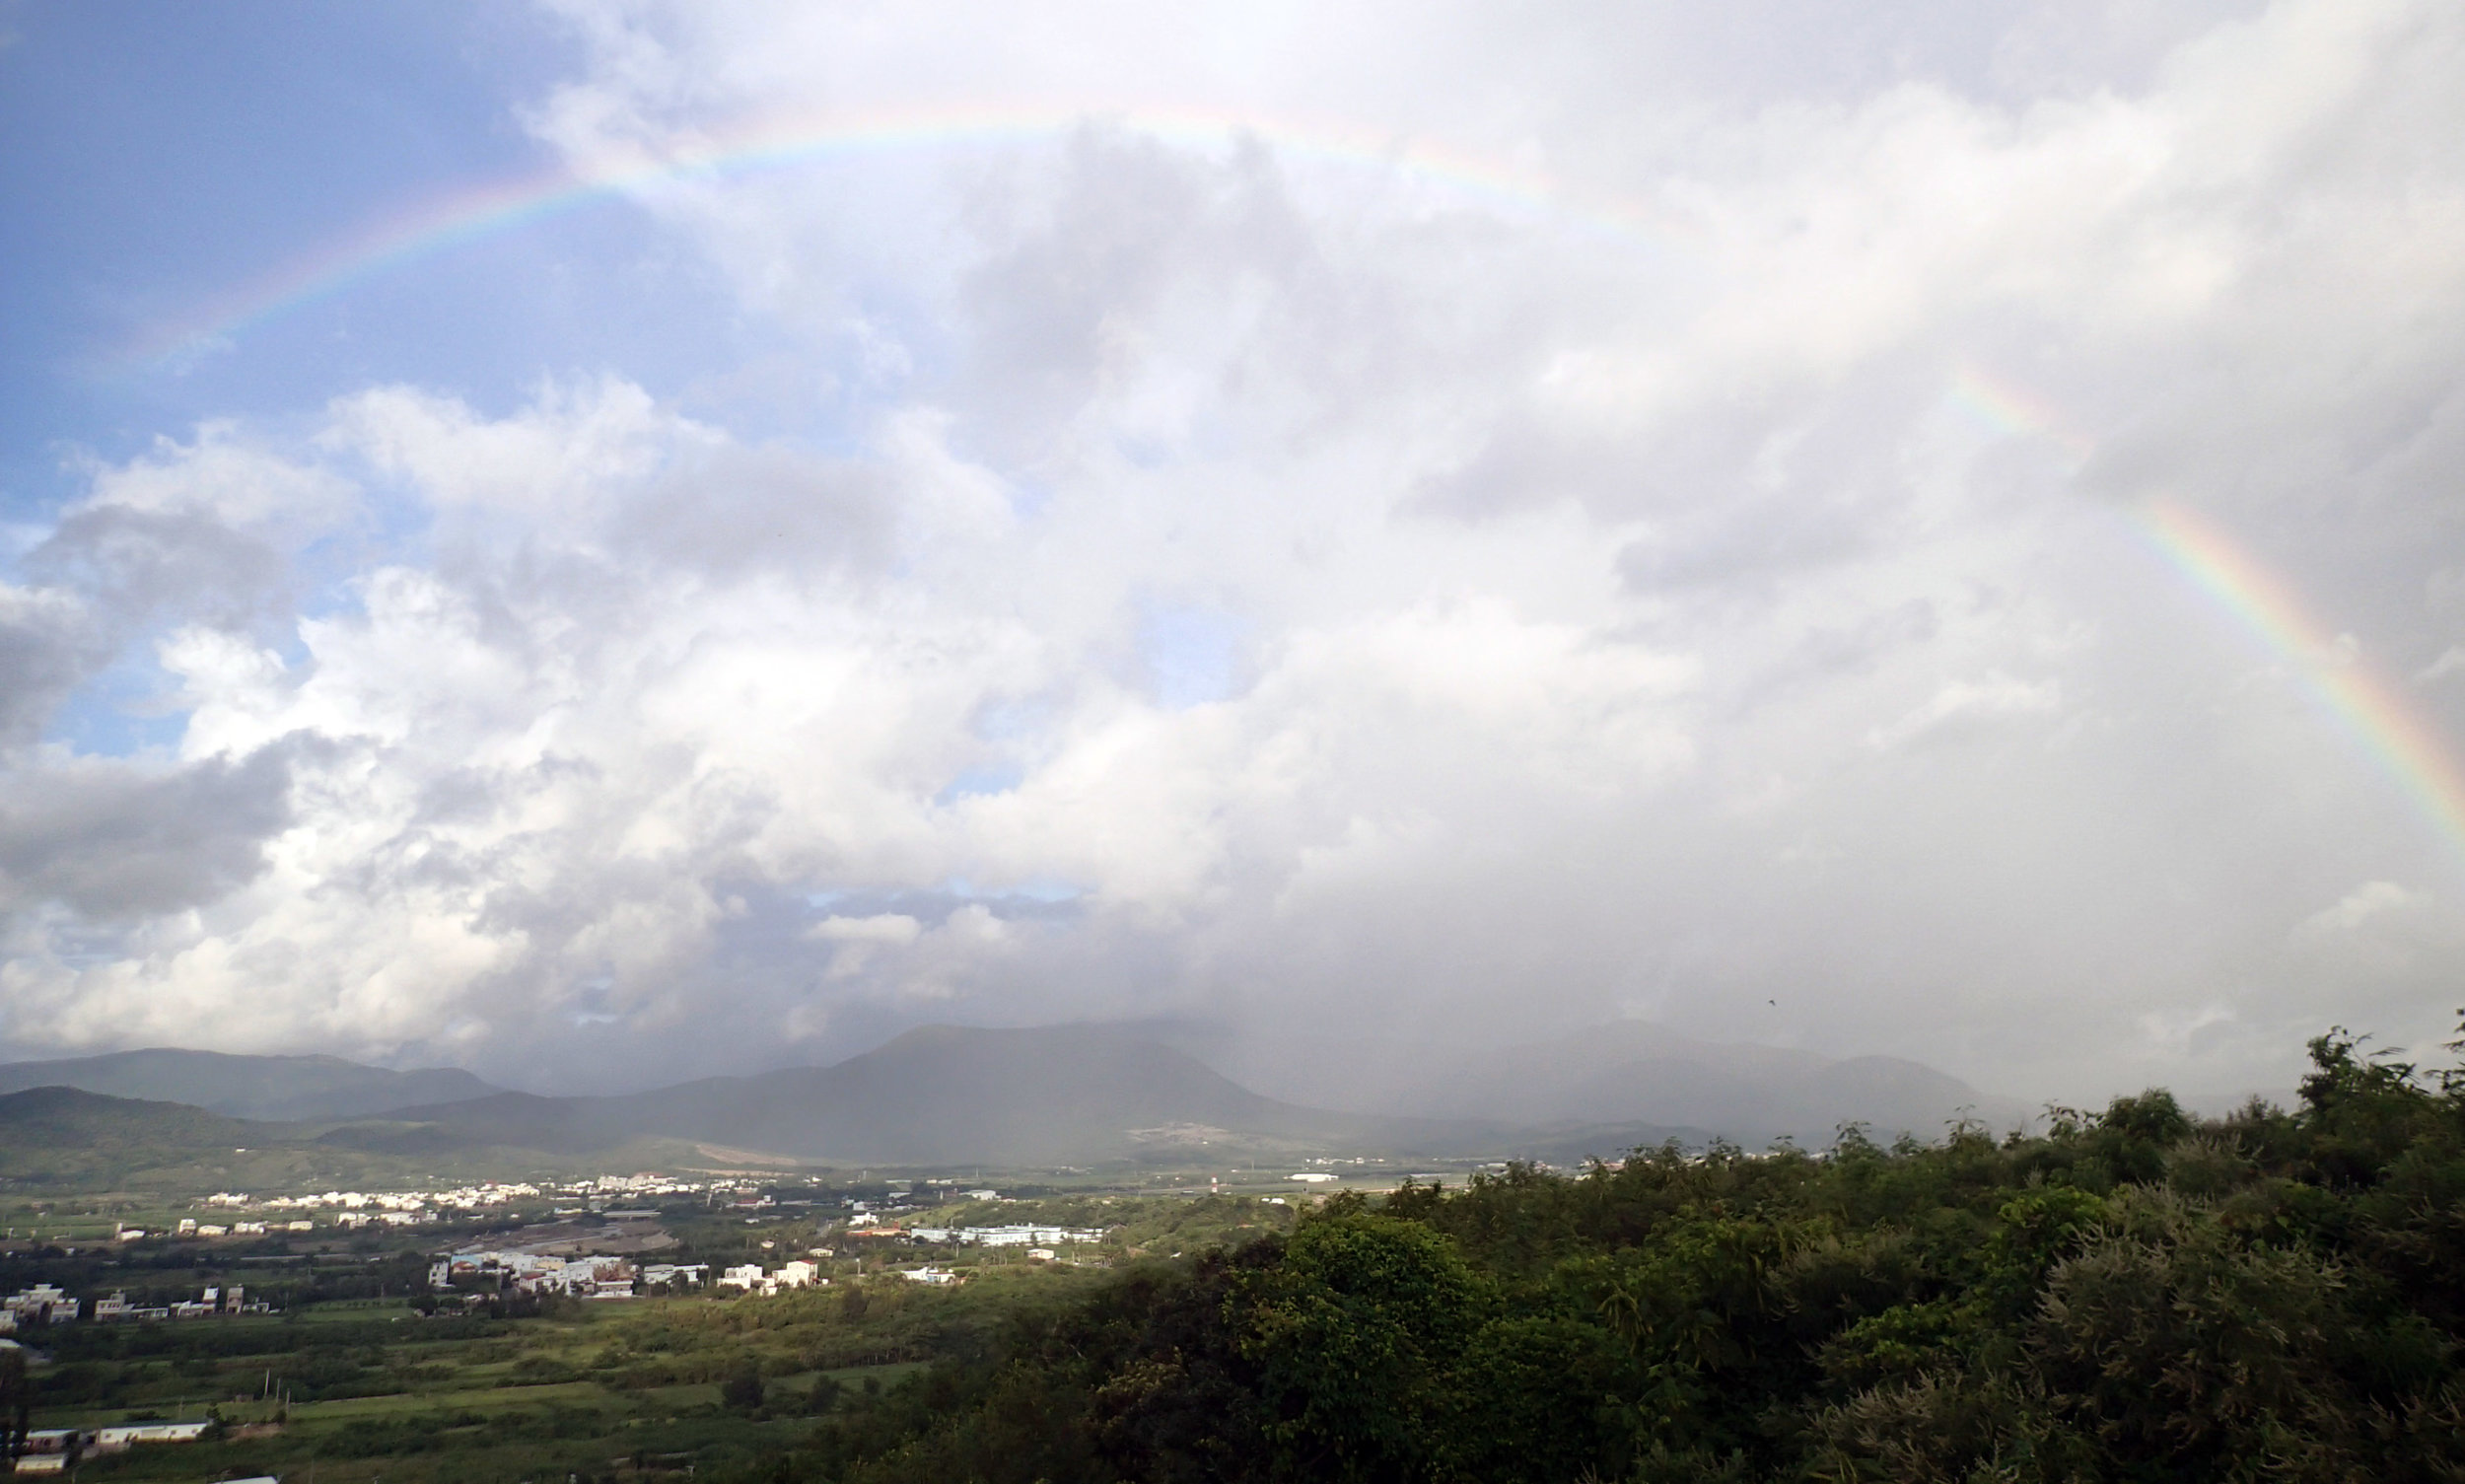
[{"x1": 25, "y1": 1287, "x2": 1059, "y2": 1480}]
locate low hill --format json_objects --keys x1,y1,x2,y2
[
  {"x1": 0, "y1": 1084, "x2": 262, "y2": 1151},
  {"x1": 0, "y1": 1047, "x2": 504, "y2": 1121},
  {"x1": 0, "y1": 1084, "x2": 280, "y2": 1188},
  {"x1": 0, "y1": 1085, "x2": 729, "y2": 1192}
]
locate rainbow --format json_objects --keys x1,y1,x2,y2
[
  {"x1": 124, "y1": 121, "x2": 2465, "y2": 867},
  {"x1": 1944, "y1": 362, "x2": 2096, "y2": 463},
  {"x1": 1948, "y1": 362, "x2": 2465, "y2": 861},
  {"x1": 2134, "y1": 499, "x2": 2465, "y2": 861},
  {"x1": 116, "y1": 103, "x2": 1696, "y2": 373}
]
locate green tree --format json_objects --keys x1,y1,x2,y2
[
  {"x1": 0, "y1": 1348, "x2": 26, "y2": 1463},
  {"x1": 1232, "y1": 1210, "x2": 1489, "y2": 1481}
]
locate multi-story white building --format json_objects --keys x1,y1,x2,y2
[{"x1": 3, "y1": 1285, "x2": 78, "y2": 1325}]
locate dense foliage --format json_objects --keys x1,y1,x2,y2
[{"x1": 718, "y1": 1025, "x2": 2465, "y2": 1483}]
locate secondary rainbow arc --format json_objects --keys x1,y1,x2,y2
[
  {"x1": 122, "y1": 116, "x2": 2465, "y2": 871},
  {"x1": 117, "y1": 102, "x2": 1699, "y2": 374}
]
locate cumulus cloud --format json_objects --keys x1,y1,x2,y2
[{"x1": 3, "y1": 0, "x2": 2463, "y2": 1104}]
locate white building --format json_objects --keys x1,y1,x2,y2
[
  {"x1": 4, "y1": 1285, "x2": 78, "y2": 1325},
  {"x1": 92, "y1": 1422, "x2": 209, "y2": 1451}
]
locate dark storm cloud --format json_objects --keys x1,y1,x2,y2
[{"x1": 0, "y1": 742, "x2": 298, "y2": 919}]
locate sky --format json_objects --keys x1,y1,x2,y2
[{"x1": 2, "y1": 0, "x2": 2462, "y2": 1108}]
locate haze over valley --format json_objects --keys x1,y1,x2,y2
[{"x1": 0, "y1": 1025, "x2": 2019, "y2": 1173}]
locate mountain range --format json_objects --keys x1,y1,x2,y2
[
  {"x1": 1414, "y1": 1022, "x2": 2032, "y2": 1143},
  {"x1": 328, "y1": 1025, "x2": 1425, "y2": 1166},
  {"x1": 0, "y1": 1023, "x2": 2019, "y2": 1174}
]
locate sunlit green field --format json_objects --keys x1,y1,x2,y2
[{"x1": 26, "y1": 1285, "x2": 1047, "y2": 1481}]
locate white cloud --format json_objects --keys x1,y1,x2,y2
[
  {"x1": 806, "y1": 913, "x2": 922, "y2": 946},
  {"x1": 2292, "y1": 880, "x2": 2430, "y2": 944},
  {"x1": 2420, "y1": 646, "x2": 2465, "y2": 683},
  {"x1": 1867, "y1": 673, "x2": 2064, "y2": 750},
  {"x1": 80, "y1": 422, "x2": 354, "y2": 533}
]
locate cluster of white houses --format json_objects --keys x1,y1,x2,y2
[
  {"x1": 717, "y1": 1259, "x2": 829, "y2": 1296},
  {"x1": 430, "y1": 1249, "x2": 710, "y2": 1300},
  {"x1": 902, "y1": 1223, "x2": 1109, "y2": 1247},
  {"x1": 98, "y1": 1172, "x2": 784, "y2": 1249},
  {"x1": 718, "y1": 1260, "x2": 961, "y2": 1290},
  {"x1": 198, "y1": 1171, "x2": 708, "y2": 1221},
  {"x1": 1, "y1": 1284, "x2": 265, "y2": 1327},
  {"x1": 94, "y1": 1286, "x2": 271, "y2": 1320},
  {"x1": 113, "y1": 1218, "x2": 317, "y2": 1241},
  {"x1": 13, "y1": 1422, "x2": 230, "y2": 1475},
  {"x1": 425, "y1": 1252, "x2": 977, "y2": 1300},
  {"x1": 241, "y1": 1182, "x2": 542, "y2": 1213}
]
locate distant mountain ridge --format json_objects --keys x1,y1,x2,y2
[
  {"x1": 1414, "y1": 1022, "x2": 2031, "y2": 1145},
  {"x1": 361, "y1": 1025, "x2": 1436, "y2": 1166},
  {"x1": 0, "y1": 1024, "x2": 2026, "y2": 1173},
  {"x1": 0, "y1": 1047, "x2": 505, "y2": 1122}
]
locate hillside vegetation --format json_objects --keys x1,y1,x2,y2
[{"x1": 723, "y1": 1025, "x2": 2465, "y2": 1483}]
